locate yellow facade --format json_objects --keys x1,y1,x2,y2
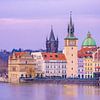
[
  {"x1": 84, "y1": 57, "x2": 94, "y2": 78},
  {"x1": 8, "y1": 52, "x2": 36, "y2": 83}
]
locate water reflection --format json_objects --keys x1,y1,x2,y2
[{"x1": 0, "y1": 83, "x2": 100, "y2": 100}]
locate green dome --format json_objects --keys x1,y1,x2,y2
[{"x1": 82, "y1": 32, "x2": 96, "y2": 47}]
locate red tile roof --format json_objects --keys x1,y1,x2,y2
[
  {"x1": 14, "y1": 52, "x2": 27, "y2": 57},
  {"x1": 41, "y1": 52, "x2": 66, "y2": 61},
  {"x1": 10, "y1": 52, "x2": 29, "y2": 59},
  {"x1": 78, "y1": 47, "x2": 97, "y2": 58}
]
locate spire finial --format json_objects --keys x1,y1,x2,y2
[
  {"x1": 87, "y1": 31, "x2": 91, "y2": 38},
  {"x1": 70, "y1": 11, "x2": 72, "y2": 16},
  {"x1": 70, "y1": 11, "x2": 72, "y2": 25},
  {"x1": 51, "y1": 25, "x2": 53, "y2": 30}
]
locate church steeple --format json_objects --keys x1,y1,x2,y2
[
  {"x1": 49, "y1": 25, "x2": 55, "y2": 41},
  {"x1": 46, "y1": 26, "x2": 58, "y2": 53},
  {"x1": 67, "y1": 11, "x2": 75, "y2": 38}
]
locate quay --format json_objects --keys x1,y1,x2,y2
[
  {"x1": 0, "y1": 77, "x2": 100, "y2": 86},
  {"x1": 19, "y1": 78, "x2": 100, "y2": 86}
]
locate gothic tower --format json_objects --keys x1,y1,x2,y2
[
  {"x1": 46, "y1": 26, "x2": 58, "y2": 53},
  {"x1": 63, "y1": 12, "x2": 78, "y2": 78}
]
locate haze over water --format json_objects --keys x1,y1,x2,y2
[{"x1": 0, "y1": 83, "x2": 100, "y2": 100}]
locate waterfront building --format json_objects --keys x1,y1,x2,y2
[
  {"x1": 78, "y1": 32, "x2": 97, "y2": 78},
  {"x1": 31, "y1": 52, "x2": 67, "y2": 78},
  {"x1": 8, "y1": 52, "x2": 36, "y2": 83},
  {"x1": 93, "y1": 48, "x2": 100, "y2": 72},
  {"x1": 31, "y1": 52, "x2": 44, "y2": 77},
  {"x1": 78, "y1": 57, "x2": 84, "y2": 78},
  {"x1": 46, "y1": 26, "x2": 58, "y2": 53},
  {"x1": 63, "y1": 12, "x2": 78, "y2": 78}
]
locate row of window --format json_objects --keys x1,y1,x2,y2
[
  {"x1": 78, "y1": 69, "x2": 84, "y2": 72},
  {"x1": 46, "y1": 70, "x2": 66, "y2": 74},
  {"x1": 78, "y1": 75, "x2": 93, "y2": 78},
  {"x1": 85, "y1": 67, "x2": 92, "y2": 70},
  {"x1": 95, "y1": 68, "x2": 100, "y2": 72},
  {"x1": 85, "y1": 63, "x2": 92, "y2": 66},
  {"x1": 46, "y1": 65, "x2": 66, "y2": 69}
]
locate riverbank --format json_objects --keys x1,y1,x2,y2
[
  {"x1": 0, "y1": 77, "x2": 100, "y2": 86},
  {"x1": 19, "y1": 78, "x2": 100, "y2": 86}
]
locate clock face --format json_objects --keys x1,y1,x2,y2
[{"x1": 69, "y1": 40, "x2": 76, "y2": 46}]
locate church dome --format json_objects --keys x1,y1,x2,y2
[{"x1": 82, "y1": 32, "x2": 96, "y2": 47}]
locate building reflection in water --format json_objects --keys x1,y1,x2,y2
[{"x1": 63, "y1": 84, "x2": 78, "y2": 96}]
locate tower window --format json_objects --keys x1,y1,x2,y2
[
  {"x1": 44, "y1": 55, "x2": 47, "y2": 57},
  {"x1": 71, "y1": 68, "x2": 73, "y2": 70},
  {"x1": 50, "y1": 55, "x2": 52, "y2": 57},
  {"x1": 55, "y1": 55, "x2": 58, "y2": 58}
]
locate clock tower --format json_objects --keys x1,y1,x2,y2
[{"x1": 63, "y1": 12, "x2": 78, "y2": 78}]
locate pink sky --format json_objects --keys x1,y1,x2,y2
[{"x1": 0, "y1": 0, "x2": 100, "y2": 50}]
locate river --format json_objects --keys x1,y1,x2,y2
[{"x1": 0, "y1": 83, "x2": 100, "y2": 100}]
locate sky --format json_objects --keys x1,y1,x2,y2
[{"x1": 0, "y1": 0, "x2": 100, "y2": 51}]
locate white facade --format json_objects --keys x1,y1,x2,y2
[
  {"x1": 31, "y1": 52, "x2": 67, "y2": 78},
  {"x1": 44, "y1": 60, "x2": 66, "y2": 78},
  {"x1": 78, "y1": 58, "x2": 84, "y2": 78},
  {"x1": 31, "y1": 52, "x2": 44, "y2": 77}
]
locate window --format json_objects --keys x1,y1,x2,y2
[
  {"x1": 55, "y1": 55, "x2": 58, "y2": 58},
  {"x1": 62, "y1": 65, "x2": 63, "y2": 68},
  {"x1": 71, "y1": 68, "x2": 73, "y2": 70},
  {"x1": 44, "y1": 55, "x2": 47, "y2": 57},
  {"x1": 65, "y1": 65, "x2": 66, "y2": 68},
  {"x1": 50, "y1": 55, "x2": 52, "y2": 57}
]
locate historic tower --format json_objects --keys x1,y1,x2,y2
[
  {"x1": 46, "y1": 26, "x2": 58, "y2": 53},
  {"x1": 63, "y1": 12, "x2": 78, "y2": 78}
]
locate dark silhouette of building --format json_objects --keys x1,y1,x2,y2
[
  {"x1": 46, "y1": 26, "x2": 58, "y2": 53},
  {"x1": 0, "y1": 50, "x2": 10, "y2": 76}
]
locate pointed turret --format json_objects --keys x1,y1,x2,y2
[
  {"x1": 46, "y1": 26, "x2": 58, "y2": 53},
  {"x1": 67, "y1": 11, "x2": 76, "y2": 39},
  {"x1": 49, "y1": 25, "x2": 55, "y2": 41}
]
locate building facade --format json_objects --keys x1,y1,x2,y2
[
  {"x1": 31, "y1": 52, "x2": 67, "y2": 78},
  {"x1": 78, "y1": 32, "x2": 98, "y2": 78},
  {"x1": 63, "y1": 12, "x2": 78, "y2": 78},
  {"x1": 8, "y1": 52, "x2": 36, "y2": 83},
  {"x1": 78, "y1": 58, "x2": 84, "y2": 78},
  {"x1": 46, "y1": 26, "x2": 58, "y2": 53}
]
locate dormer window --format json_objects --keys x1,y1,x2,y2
[
  {"x1": 44, "y1": 55, "x2": 47, "y2": 58},
  {"x1": 55, "y1": 55, "x2": 58, "y2": 58},
  {"x1": 50, "y1": 55, "x2": 52, "y2": 57}
]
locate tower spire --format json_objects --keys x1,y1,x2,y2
[
  {"x1": 70, "y1": 11, "x2": 72, "y2": 26},
  {"x1": 46, "y1": 26, "x2": 58, "y2": 53},
  {"x1": 67, "y1": 11, "x2": 75, "y2": 38},
  {"x1": 49, "y1": 25, "x2": 55, "y2": 41}
]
